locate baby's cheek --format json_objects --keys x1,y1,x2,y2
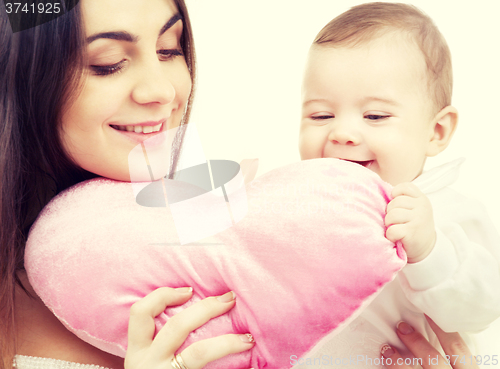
[{"x1": 298, "y1": 131, "x2": 322, "y2": 160}]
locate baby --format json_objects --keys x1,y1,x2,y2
[{"x1": 297, "y1": 2, "x2": 500, "y2": 367}]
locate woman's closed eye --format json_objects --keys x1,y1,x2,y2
[
  {"x1": 157, "y1": 48, "x2": 183, "y2": 61},
  {"x1": 90, "y1": 49, "x2": 183, "y2": 76},
  {"x1": 90, "y1": 60, "x2": 126, "y2": 76}
]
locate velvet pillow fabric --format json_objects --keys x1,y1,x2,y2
[{"x1": 26, "y1": 158, "x2": 406, "y2": 369}]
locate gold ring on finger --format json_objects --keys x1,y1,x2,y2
[
  {"x1": 170, "y1": 355, "x2": 182, "y2": 369},
  {"x1": 171, "y1": 354, "x2": 189, "y2": 369}
]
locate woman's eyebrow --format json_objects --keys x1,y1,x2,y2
[
  {"x1": 86, "y1": 13, "x2": 182, "y2": 44},
  {"x1": 158, "y1": 13, "x2": 182, "y2": 36},
  {"x1": 86, "y1": 31, "x2": 137, "y2": 44}
]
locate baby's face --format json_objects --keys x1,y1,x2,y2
[{"x1": 299, "y1": 34, "x2": 437, "y2": 185}]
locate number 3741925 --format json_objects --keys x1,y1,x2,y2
[
  {"x1": 444, "y1": 355, "x2": 498, "y2": 366},
  {"x1": 4, "y1": 2, "x2": 61, "y2": 14}
]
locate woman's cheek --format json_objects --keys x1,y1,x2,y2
[
  {"x1": 176, "y1": 63, "x2": 192, "y2": 105},
  {"x1": 79, "y1": 80, "x2": 125, "y2": 123}
]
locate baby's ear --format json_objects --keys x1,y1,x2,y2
[{"x1": 426, "y1": 106, "x2": 458, "y2": 157}]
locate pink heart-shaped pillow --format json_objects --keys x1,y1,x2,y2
[{"x1": 25, "y1": 158, "x2": 406, "y2": 369}]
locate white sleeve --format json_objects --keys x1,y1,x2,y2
[{"x1": 399, "y1": 190, "x2": 500, "y2": 333}]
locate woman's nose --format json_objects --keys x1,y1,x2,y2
[
  {"x1": 131, "y1": 62, "x2": 176, "y2": 106},
  {"x1": 327, "y1": 120, "x2": 360, "y2": 145}
]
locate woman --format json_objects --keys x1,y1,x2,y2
[
  {"x1": 382, "y1": 317, "x2": 480, "y2": 369},
  {"x1": 1, "y1": 1, "x2": 484, "y2": 368},
  {"x1": 0, "y1": 0, "x2": 254, "y2": 368}
]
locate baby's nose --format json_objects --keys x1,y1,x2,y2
[{"x1": 327, "y1": 121, "x2": 360, "y2": 145}]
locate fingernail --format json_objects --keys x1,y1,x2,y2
[
  {"x1": 381, "y1": 344, "x2": 394, "y2": 358},
  {"x1": 397, "y1": 321, "x2": 414, "y2": 335},
  {"x1": 175, "y1": 287, "x2": 193, "y2": 293},
  {"x1": 217, "y1": 291, "x2": 236, "y2": 303},
  {"x1": 239, "y1": 333, "x2": 255, "y2": 343}
]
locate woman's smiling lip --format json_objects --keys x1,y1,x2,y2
[{"x1": 109, "y1": 118, "x2": 168, "y2": 144}]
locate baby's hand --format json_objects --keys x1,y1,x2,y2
[{"x1": 385, "y1": 183, "x2": 436, "y2": 263}]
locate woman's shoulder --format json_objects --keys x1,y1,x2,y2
[{"x1": 14, "y1": 272, "x2": 124, "y2": 369}]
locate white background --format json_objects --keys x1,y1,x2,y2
[{"x1": 185, "y1": 0, "x2": 500, "y2": 359}]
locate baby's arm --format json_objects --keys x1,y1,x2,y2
[{"x1": 386, "y1": 184, "x2": 500, "y2": 332}]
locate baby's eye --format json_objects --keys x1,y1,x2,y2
[
  {"x1": 311, "y1": 114, "x2": 334, "y2": 120},
  {"x1": 364, "y1": 114, "x2": 390, "y2": 121}
]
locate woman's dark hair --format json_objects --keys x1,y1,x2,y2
[
  {"x1": 170, "y1": 0, "x2": 196, "y2": 178},
  {"x1": 0, "y1": 1, "x2": 196, "y2": 366}
]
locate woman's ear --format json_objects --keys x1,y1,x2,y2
[{"x1": 426, "y1": 105, "x2": 458, "y2": 157}]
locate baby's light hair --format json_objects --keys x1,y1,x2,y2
[{"x1": 314, "y1": 2, "x2": 452, "y2": 114}]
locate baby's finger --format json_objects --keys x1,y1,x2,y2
[
  {"x1": 386, "y1": 195, "x2": 416, "y2": 212},
  {"x1": 385, "y1": 208, "x2": 412, "y2": 227},
  {"x1": 396, "y1": 322, "x2": 448, "y2": 369},
  {"x1": 381, "y1": 344, "x2": 412, "y2": 369},
  {"x1": 179, "y1": 333, "x2": 255, "y2": 369},
  {"x1": 425, "y1": 316, "x2": 478, "y2": 369},
  {"x1": 127, "y1": 287, "x2": 193, "y2": 353},
  {"x1": 391, "y1": 183, "x2": 423, "y2": 198},
  {"x1": 385, "y1": 224, "x2": 407, "y2": 243},
  {"x1": 153, "y1": 291, "x2": 236, "y2": 354}
]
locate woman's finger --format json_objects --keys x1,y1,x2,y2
[
  {"x1": 127, "y1": 287, "x2": 193, "y2": 353},
  {"x1": 425, "y1": 316, "x2": 478, "y2": 369},
  {"x1": 395, "y1": 321, "x2": 449, "y2": 369},
  {"x1": 152, "y1": 291, "x2": 236, "y2": 354},
  {"x1": 383, "y1": 320, "x2": 479, "y2": 369},
  {"x1": 381, "y1": 344, "x2": 413, "y2": 369},
  {"x1": 125, "y1": 288, "x2": 254, "y2": 369},
  {"x1": 178, "y1": 333, "x2": 255, "y2": 369}
]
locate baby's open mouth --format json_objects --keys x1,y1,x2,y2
[
  {"x1": 110, "y1": 123, "x2": 162, "y2": 134},
  {"x1": 342, "y1": 159, "x2": 373, "y2": 168}
]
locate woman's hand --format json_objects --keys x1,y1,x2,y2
[
  {"x1": 381, "y1": 316, "x2": 479, "y2": 369},
  {"x1": 125, "y1": 287, "x2": 255, "y2": 369}
]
